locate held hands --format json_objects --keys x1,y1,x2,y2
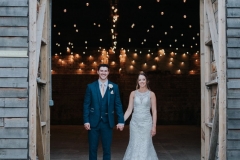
[
  {"x1": 116, "y1": 124, "x2": 124, "y2": 131},
  {"x1": 151, "y1": 127, "x2": 156, "y2": 137},
  {"x1": 84, "y1": 123, "x2": 91, "y2": 130}
]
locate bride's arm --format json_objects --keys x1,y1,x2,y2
[
  {"x1": 124, "y1": 91, "x2": 134, "y2": 121},
  {"x1": 151, "y1": 91, "x2": 157, "y2": 136}
]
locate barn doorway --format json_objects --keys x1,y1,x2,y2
[{"x1": 50, "y1": 0, "x2": 201, "y2": 159}]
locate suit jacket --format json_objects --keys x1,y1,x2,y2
[{"x1": 83, "y1": 80, "x2": 124, "y2": 128}]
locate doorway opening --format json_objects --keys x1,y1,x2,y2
[{"x1": 50, "y1": 0, "x2": 201, "y2": 159}]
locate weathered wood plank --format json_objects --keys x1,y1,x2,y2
[
  {"x1": 227, "y1": 29, "x2": 240, "y2": 38},
  {"x1": 0, "y1": 50, "x2": 28, "y2": 57},
  {"x1": 228, "y1": 119, "x2": 240, "y2": 129},
  {"x1": 0, "y1": 17, "x2": 28, "y2": 27},
  {"x1": 0, "y1": 118, "x2": 3, "y2": 127},
  {"x1": 0, "y1": 0, "x2": 28, "y2": 6},
  {"x1": 0, "y1": 139, "x2": 27, "y2": 148},
  {"x1": 0, "y1": 27, "x2": 28, "y2": 36},
  {"x1": 4, "y1": 118, "x2": 28, "y2": 127},
  {"x1": 227, "y1": 18, "x2": 240, "y2": 28},
  {"x1": 0, "y1": 58, "x2": 28, "y2": 67},
  {"x1": 0, "y1": 88, "x2": 28, "y2": 98},
  {"x1": 228, "y1": 81, "x2": 240, "y2": 89},
  {"x1": 228, "y1": 89, "x2": 240, "y2": 98},
  {"x1": 0, "y1": 98, "x2": 28, "y2": 107},
  {"x1": 228, "y1": 109, "x2": 240, "y2": 119},
  {"x1": 227, "y1": 0, "x2": 240, "y2": 7},
  {"x1": 228, "y1": 99, "x2": 240, "y2": 108},
  {"x1": 211, "y1": 72, "x2": 218, "y2": 81},
  {"x1": 0, "y1": 108, "x2": 28, "y2": 117},
  {"x1": 227, "y1": 69, "x2": 240, "y2": 78},
  {"x1": 227, "y1": 140, "x2": 240, "y2": 150},
  {"x1": 4, "y1": 98, "x2": 28, "y2": 107},
  {"x1": 227, "y1": 8, "x2": 240, "y2": 17},
  {"x1": 0, "y1": 7, "x2": 28, "y2": 17},
  {"x1": 0, "y1": 68, "x2": 28, "y2": 77},
  {"x1": 228, "y1": 130, "x2": 240, "y2": 139},
  {"x1": 0, "y1": 149, "x2": 27, "y2": 159},
  {"x1": 228, "y1": 48, "x2": 240, "y2": 58},
  {"x1": 227, "y1": 150, "x2": 240, "y2": 160},
  {"x1": 0, "y1": 78, "x2": 28, "y2": 88},
  {"x1": 228, "y1": 59, "x2": 240, "y2": 68},
  {"x1": 0, "y1": 37, "x2": 28, "y2": 47},
  {"x1": 227, "y1": 38, "x2": 240, "y2": 47},
  {"x1": 0, "y1": 128, "x2": 28, "y2": 138}
]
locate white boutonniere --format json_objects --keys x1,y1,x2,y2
[
  {"x1": 108, "y1": 84, "x2": 113, "y2": 89},
  {"x1": 108, "y1": 84, "x2": 114, "y2": 94}
]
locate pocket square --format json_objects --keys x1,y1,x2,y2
[{"x1": 110, "y1": 90, "x2": 114, "y2": 94}]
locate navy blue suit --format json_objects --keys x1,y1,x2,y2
[{"x1": 83, "y1": 80, "x2": 124, "y2": 160}]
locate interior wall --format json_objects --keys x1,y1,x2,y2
[{"x1": 51, "y1": 74, "x2": 200, "y2": 125}]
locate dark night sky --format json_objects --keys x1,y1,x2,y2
[{"x1": 52, "y1": 0, "x2": 200, "y2": 54}]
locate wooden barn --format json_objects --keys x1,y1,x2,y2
[{"x1": 0, "y1": 0, "x2": 239, "y2": 160}]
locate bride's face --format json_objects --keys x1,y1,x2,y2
[{"x1": 138, "y1": 75, "x2": 147, "y2": 88}]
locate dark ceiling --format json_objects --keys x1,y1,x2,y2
[{"x1": 52, "y1": 0, "x2": 200, "y2": 54}]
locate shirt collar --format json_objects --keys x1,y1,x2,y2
[{"x1": 98, "y1": 79, "x2": 108, "y2": 86}]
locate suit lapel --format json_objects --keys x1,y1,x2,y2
[{"x1": 95, "y1": 81, "x2": 101, "y2": 104}]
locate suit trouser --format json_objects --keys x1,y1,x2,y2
[{"x1": 88, "y1": 120, "x2": 113, "y2": 160}]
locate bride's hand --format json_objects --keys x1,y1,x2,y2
[{"x1": 151, "y1": 127, "x2": 156, "y2": 137}]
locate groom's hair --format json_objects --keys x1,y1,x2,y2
[{"x1": 97, "y1": 64, "x2": 110, "y2": 71}]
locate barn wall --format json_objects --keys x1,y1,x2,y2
[
  {"x1": 226, "y1": 0, "x2": 240, "y2": 159},
  {"x1": 0, "y1": 0, "x2": 29, "y2": 159},
  {"x1": 51, "y1": 74, "x2": 201, "y2": 125}
]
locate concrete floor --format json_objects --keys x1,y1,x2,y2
[{"x1": 50, "y1": 125, "x2": 201, "y2": 160}]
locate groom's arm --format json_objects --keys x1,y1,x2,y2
[
  {"x1": 114, "y1": 85, "x2": 125, "y2": 125},
  {"x1": 83, "y1": 84, "x2": 91, "y2": 124}
]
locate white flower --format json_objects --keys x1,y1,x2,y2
[
  {"x1": 108, "y1": 84, "x2": 113, "y2": 89},
  {"x1": 111, "y1": 90, "x2": 114, "y2": 94}
]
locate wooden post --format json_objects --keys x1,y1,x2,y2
[
  {"x1": 200, "y1": 0, "x2": 205, "y2": 159},
  {"x1": 29, "y1": 0, "x2": 37, "y2": 159},
  {"x1": 40, "y1": 0, "x2": 51, "y2": 159},
  {"x1": 218, "y1": 0, "x2": 227, "y2": 159},
  {"x1": 204, "y1": 0, "x2": 212, "y2": 158}
]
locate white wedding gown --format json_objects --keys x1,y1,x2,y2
[{"x1": 123, "y1": 90, "x2": 158, "y2": 160}]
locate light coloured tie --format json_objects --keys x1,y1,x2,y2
[{"x1": 101, "y1": 84, "x2": 105, "y2": 97}]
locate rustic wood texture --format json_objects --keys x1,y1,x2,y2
[
  {"x1": 0, "y1": 139, "x2": 27, "y2": 148},
  {"x1": 0, "y1": 88, "x2": 28, "y2": 98},
  {"x1": 0, "y1": 37, "x2": 28, "y2": 47},
  {"x1": 0, "y1": 108, "x2": 28, "y2": 117},
  {"x1": 4, "y1": 118, "x2": 28, "y2": 127},
  {"x1": 0, "y1": 118, "x2": 3, "y2": 127},
  {"x1": 0, "y1": 78, "x2": 28, "y2": 88},
  {"x1": 0, "y1": 98, "x2": 28, "y2": 107},
  {"x1": 0, "y1": 7, "x2": 28, "y2": 16},
  {"x1": 0, "y1": 27, "x2": 28, "y2": 36},
  {"x1": 0, "y1": 128, "x2": 28, "y2": 138},
  {"x1": 227, "y1": 69, "x2": 240, "y2": 78},
  {"x1": 29, "y1": 0, "x2": 37, "y2": 159},
  {"x1": 228, "y1": 99, "x2": 240, "y2": 108},
  {"x1": 228, "y1": 81, "x2": 240, "y2": 89},
  {"x1": 0, "y1": 149, "x2": 28, "y2": 159},
  {"x1": 0, "y1": 68, "x2": 28, "y2": 77},
  {"x1": 0, "y1": 17, "x2": 28, "y2": 26},
  {"x1": 0, "y1": 58, "x2": 28, "y2": 67},
  {"x1": 0, "y1": 0, "x2": 28, "y2": 7},
  {"x1": 227, "y1": 29, "x2": 240, "y2": 37}
]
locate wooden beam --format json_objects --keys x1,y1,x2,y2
[
  {"x1": 204, "y1": 0, "x2": 212, "y2": 158},
  {"x1": 208, "y1": 87, "x2": 219, "y2": 160},
  {"x1": 205, "y1": 0, "x2": 219, "y2": 70},
  {"x1": 37, "y1": 105, "x2": 45, "y2": 160},
  {"x1": 28, "y1": 0, "x2": 37, "y2": 159},
  {"x1": 36, "y1": 0, "x2": 47, "y2": 72},
  {"x1": 218, "y1": 0, "x2": 227, "y2": 159},
  {"x1": 200, "y1": 0, "x2": 206, "y2": 159},
  {"x1": 40, "y1": 1, "x2": 51, "y2": 159}
]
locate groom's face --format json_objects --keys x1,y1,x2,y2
[{"x1": 97, "y1": 67, "x2": 109, "y2": 81}]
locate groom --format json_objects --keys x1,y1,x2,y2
[{"x1": 83, "y1": 64, "x2": 124, "y2": 160}]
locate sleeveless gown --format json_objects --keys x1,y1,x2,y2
[{"x1": 123, "y1": 90, "x2": 158, "y2": 160}]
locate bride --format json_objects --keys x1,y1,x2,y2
[{"x1": 123, "y1": 71, "x2": 158, "y2": 160}]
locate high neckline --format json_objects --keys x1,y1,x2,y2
[{"x1": 137, "y1": 89, "x2": 149, "y2": 93}]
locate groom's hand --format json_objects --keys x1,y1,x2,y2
[
  {"x1": 84, "y1": 123, "x2": 91, "y2": 130},
  {"x1": 116, "y1": 124, "x2": 124, "y2": 131}
]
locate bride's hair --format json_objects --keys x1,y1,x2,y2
[{"x1": 136, "y1": 71, "x2": 150, "y2": 90}]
